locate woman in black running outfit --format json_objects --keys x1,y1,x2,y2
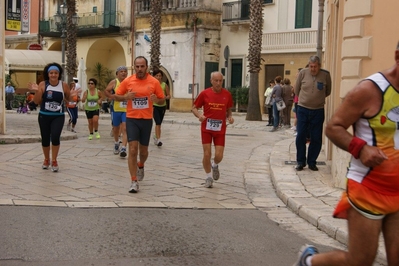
[{"x1": 28, "y1": 62, "x2": 81, "y2": 172}]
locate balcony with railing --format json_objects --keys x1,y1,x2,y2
[
  {"x1": 222, "y1": 1, "x2": 250, "y2": 22},
  {"x1": 262, "y1": 29, "x2": 326, "y2": 53},
  {"x1": 134, "y1": 0, "x2": 222, "y2": 13},
  {"x1": 39, "y1": 11, "x2": 125, "y2": 37}
]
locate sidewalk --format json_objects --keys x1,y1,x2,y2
[{"x1": 0, "y1": 110, "x2": 386, "y2": 264}]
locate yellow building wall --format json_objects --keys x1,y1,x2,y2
[{"x1": 325, "y1": 0, "x2": 399, "y2": 188}]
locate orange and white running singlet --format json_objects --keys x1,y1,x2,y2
[{"x1": 334, "y1": 72, "x2": 399, "y2": 219}]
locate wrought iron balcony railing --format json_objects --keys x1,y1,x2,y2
[{"x1": 39, "y1": 11, "x2": 125, "y2": 33}]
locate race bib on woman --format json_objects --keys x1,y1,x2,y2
[{"x1": 45, "y1": 101, "x2": 61, "y2": 112}]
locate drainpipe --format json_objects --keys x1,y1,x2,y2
[
  {"x1": 130, "y1": 0, "x2": 135, "y2": 73},
  {"x1": 316, "y1": 0, "x2": 325, "y2": 59},
  {"x1": 191, "y1": 16, "x2": 197, "y2": 105}
]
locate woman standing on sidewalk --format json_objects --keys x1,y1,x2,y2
[
  {"x1": 66, "y1": 81, "x2": 80, "y2": 133},
  {"x1": 28, "y1": 62, "x2": 81, "y2": 172},
  {"x1": 81, "y1": 78, "x2": 103, "y2": 140}
]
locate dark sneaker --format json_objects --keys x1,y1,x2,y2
[
  {"x1": 137, "y1": 167, "x2": 144, "y2": 181},
  {"x1": 293, "y1": 244, "x2": 319, "y2": 266},
  {"x1": 157, "y1": 141, "x2": 163, "y2": 147},
  {"x1": 128, "y1": 181, "x2": 139, "y2": 193},
  {"x1": 120, "y1": 147, "x2": 127, "y2": 158},
  {"x1": 212, "y1": 165, "x2": 220, "y2": 180}
]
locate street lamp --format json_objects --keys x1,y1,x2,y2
[{"x1": 54, "y1": 3, "x2": 79, "y2": 81}]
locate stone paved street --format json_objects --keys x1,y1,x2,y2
[{"x1": 0, "y1": 111, "x2": 387, "y2": 265}]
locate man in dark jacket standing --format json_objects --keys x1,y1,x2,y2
[{"x1": 294, "y1": 55, "x2": 331, "y2": 171}]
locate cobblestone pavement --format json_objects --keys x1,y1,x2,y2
[{"x1": 0, "y1": 110, "x2": 386, "y2": 265}]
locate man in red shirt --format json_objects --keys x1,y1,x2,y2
[
  {"x1": 192, "y1": 72, "x2": 234, "y2": 188},
  {"x1": 114, "y1": 56, "x2": 165, "y2": 193}
]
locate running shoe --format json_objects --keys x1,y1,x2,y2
[
  {"x1": 153, "y1": 136, "x2": 158, "y2": 145},
  {"x1": 128, "y1": 181, "x2": 139, "y2": 193},
  {"x1": 67, "y1": 123, "x2": 71, "y2": 131},
  {"x1": 157, "y1": 141, "x2": 163, "y2": 147},
  {"x1": 95, "y1": 132, "x2": 101, "y2": 139},
  {"x1": 71, "y1": 128, "x2": 77, "y2": 133},
  {"x1": 212, "y1": 165, "x2": 220, "y2": 181},
  {"x1": 291, "y1": 126, "x2": 297, "y2": 131},
  {"x1": 205, "y1": 177, "x2": 213, "y2": 188},
  {"x1": 51, "y1": 160, "x2": 59, "y2": 172},
  {"x1": 42, "y1": 159, "x2": 50, "y2": 170},
  {"x1": 137, "y1": 167, "x2": 145, "y2": 181},
  {"x1": 293, "y1": 244, "x2": 319, "y2": 266},
  {"x1": 88, "y1": 134, "x2": 93, "y2": 140},
  {"x1": 113, "y1": 143, "x2": 120, "y2": 155},
  {"x1": 120, "y1": 147, "x2": 127, "y2": 158}
]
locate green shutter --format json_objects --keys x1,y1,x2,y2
[{"x1": 295, "y1": 0, "x2": 312, "y2": 29}]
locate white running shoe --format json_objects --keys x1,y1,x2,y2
[
  {"x1": 128, "y1": 181, "x2": 139, "y2": 193},
  {"x1": 205, "y1": 177, "x2": 213, "y2": 188}
]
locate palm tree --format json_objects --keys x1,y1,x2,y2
[
  {"x1": 65, "y1": 0, "x2": 78, "y2": 83},
  {"x1": 246, "y1": 0, "x2": 263, "y2": 121},
  {"x1": 150, "y1": 0, "x2": 162, "y2": 71}
]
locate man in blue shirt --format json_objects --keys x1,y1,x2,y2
[{"x1": 5, "y1": 82, "x2": 15, "y2": 110}]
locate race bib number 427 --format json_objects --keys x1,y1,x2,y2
[{"x1": 206, "y1": 118, "x2": 222, "y2": 131}]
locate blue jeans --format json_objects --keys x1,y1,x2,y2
[
  {"x1": 295, "y1": 106, "x2": 325, "y2": 166},
  {"x1": 272, "y1": 102, "x2": 280, "y2": 128}
]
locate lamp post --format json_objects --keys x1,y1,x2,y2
[{"x1": 54, "y1": 3, "x2": 79, "y2": 81}]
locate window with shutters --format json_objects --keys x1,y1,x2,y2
[{"x1": 295, "y1": 0, "x2": 312, "y2": 28}]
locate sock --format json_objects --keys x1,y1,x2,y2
[
  {"x1": 138, "y1": 162, "x2": 144, "y2": 168},
  {"x1": 212, "y1": 161, "x2": 218, "y2": 168},
  {"x1": 131, "y1": 176, "x2": 137, "y2": 182},
  {"x1": 206, "y1": 172, "x2": 212, "y2": 178},
  {"x1": 115, "y1": 141, "x2": 119, "y2": 145},
  {"x1": 90, "y1": 132, "x2": 93, "y2": 135},
  {"x1": 306, "y1": 256, "x2": 312, "y2": 266}
]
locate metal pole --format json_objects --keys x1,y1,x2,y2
[
  {"x1": 191, "y1": 19, "x2": 197, "y2": 105},
  {"x1": 316, "y1": 0, "x2": 325, "y2": 59},
  {"x1": 61, "y1": 28, "x2": 66, "y2": 82}
]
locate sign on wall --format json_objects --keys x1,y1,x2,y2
[
  {"x1": 6, "y1": 0, "x2": 22, "y2": 32},
  {"x1": 22, "y1": 0, "x2": 29, "y2": 32}
]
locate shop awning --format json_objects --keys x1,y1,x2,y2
[{"x1": 4, "y1": 49, "x2": 62, "y2": 71}]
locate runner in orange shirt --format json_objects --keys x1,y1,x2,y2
[{"x1": 114, "y1": 56, "x2": 165, "y2": 193}]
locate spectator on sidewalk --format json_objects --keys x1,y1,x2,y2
[
  {"x1": 294, "y1": 55, "x2": 331, "y2": 171},
  {"x1": 264, "y1": 80, "x2": 275, "y2": 126},
  {"x1": 270, "y1": 76, "x2": 283, "y2": 132},
  {"x1": 5, "y1": 82, "x2": 15, "y2": 110},
  {"x1": 294, "y1": 42, "x2": 399, "y2": 266},
  {"x1": 114, "y1": 56, "x2": 165, "y2": 193},
  {"x1": 27, "y1": 62, "x2": 81, "y2": 172},
  {"x1": 281, "y1": 78, "x2": 294, "y2": 127},
  {"x1": 192, "y1": 71, "x2": 234, "y2": 188}
]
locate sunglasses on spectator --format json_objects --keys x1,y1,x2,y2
[{"x1": 88, "y1": 82, "x2": 94, "y2": 85}]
